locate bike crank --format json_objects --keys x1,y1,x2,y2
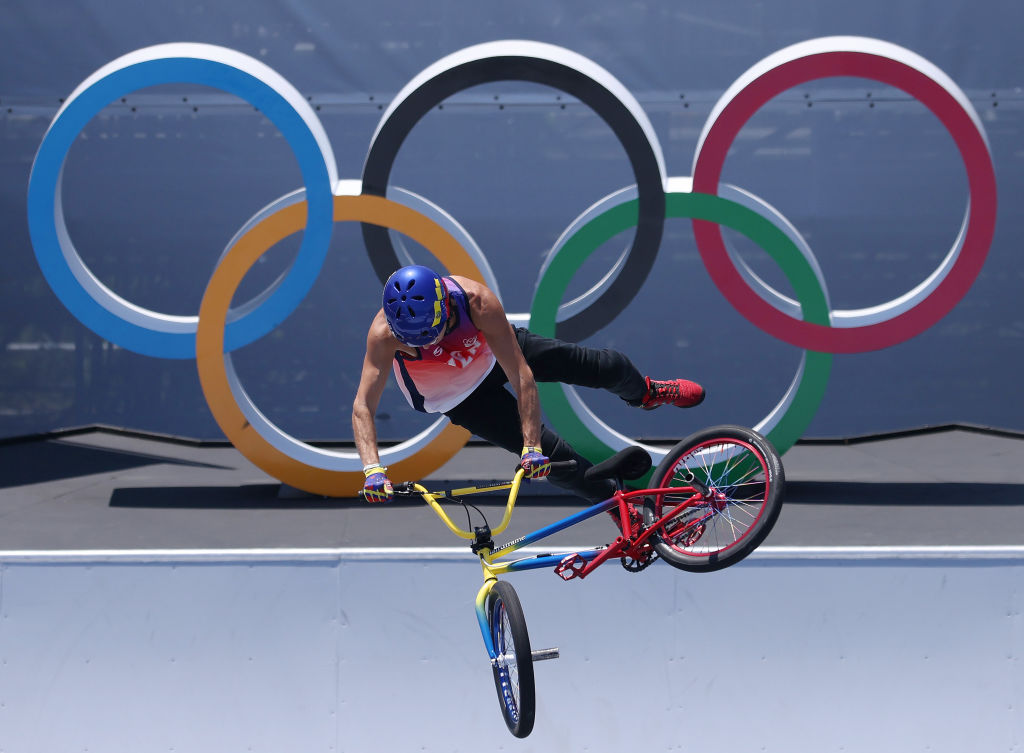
[{"x1": 620, "y1": 546, "x2": 659, "y2": 573}]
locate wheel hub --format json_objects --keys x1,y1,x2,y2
[{"x1": 709, "y1": 488, "x2": 729, "y2": 511}]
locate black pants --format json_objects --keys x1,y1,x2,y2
[{"x1": 444, "y1": 327, "x2": 647, "y2": 502}]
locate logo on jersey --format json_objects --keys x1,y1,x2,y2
[{"x1": 445, "y1": 334, "x2": 483, "y2": 368}]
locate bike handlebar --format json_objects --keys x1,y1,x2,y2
[
  {"x1": 358, "y1": 459, "x2": 579, "y2": 540},
  {"x1": 364, "y1": 460, "x2": 579, "y2": 497}
]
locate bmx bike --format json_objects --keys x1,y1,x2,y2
[{"x1": 381, "y1": 424, "x2": 784, "y2": 738}]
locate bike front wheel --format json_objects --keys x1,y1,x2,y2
[
  {"x1": 643, "y1": 424, "x2": 784, "y2": 573},
  {"x1": 487, "y1": 580, "x2": 536, "y2": 738}
]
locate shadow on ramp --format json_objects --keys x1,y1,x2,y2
[{"x1": 0, "y1": 440, "x2": 229, "y2": 489}]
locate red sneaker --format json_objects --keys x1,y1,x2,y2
[{"x1": 640, "y1": 377, "x2": 705, "y2": 410}]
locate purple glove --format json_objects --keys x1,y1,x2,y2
[
  {"x1": 520, "y1": 446, "x2": 551, "y2": 479},
  {"x1": 362, "y1": 465, "x2": 394, "y2": 503}
]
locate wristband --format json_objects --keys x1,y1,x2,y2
[
  {"x1": 521, "y1": 446, "x2": 542, "y2": 458},
  {"x1": 363, "y1": 464, "x2": 387, "y2": 478}
]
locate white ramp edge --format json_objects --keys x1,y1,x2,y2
[
  {"x1": 2, "y1": 544, "x2": 1024, "y2": 561},
  {"x1": 1, "y1": 546, "x2": 1022, "y2": 753}
]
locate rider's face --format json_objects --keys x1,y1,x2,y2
[{"x1": 424, "y1": 296, "x2": 454, "y2": 346}]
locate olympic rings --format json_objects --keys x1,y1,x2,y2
[
  {"x1": 27, "y1": 38, "x2": 997, "y2": 495},
  {"x1": 196, "y1": 190, "x2": 490, "y2": 497},
  {"x1": 528, "y1": 181, "x2": 832, "y2": 470},
  {"x1": 360, "y1": 40, "x2": 667, "y2": 342},
  {"x1": 692, "y1": 36, "x2": 997, "y2": 353},
  {"x1": 26, "y1": 43, "x2": 338, "y2": 359}
]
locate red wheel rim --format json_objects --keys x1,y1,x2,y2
[{"x1": 653, "y1": 437, "x2": 772, "y2": 558}]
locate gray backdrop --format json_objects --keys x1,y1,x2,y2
[{"x1": 2, "y1": 0, "x2": 1021, "y2": 442}]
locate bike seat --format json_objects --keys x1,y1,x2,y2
[{"x1": 583, "y1": 446, "x2": 652, "y2": 483}]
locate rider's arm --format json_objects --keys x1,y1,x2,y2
[
  {"x1": 457, "y1": 277, "x2": 543, "y2": 450},
  {"x1": 352, "y1": 311, "x2": 398, "y2": 468}
]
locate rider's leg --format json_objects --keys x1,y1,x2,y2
[
  {"x1": 514, "y1": 327, "x2": 704, "y2": 409},
  {"x1": 444, "y1": 371, "x2": 615, "y2": 503},
  {"x1": 542, "y1": 430, "x2": 616, "y2": 503},
  {"x1": 512, "y1": 327, "x2": 647, "y2": 404}
]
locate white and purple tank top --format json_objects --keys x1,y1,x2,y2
[{"x1": 392, "y1": 278, "x2": 497, "y2": 413}]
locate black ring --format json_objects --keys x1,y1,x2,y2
[{"x1": 361, "y1": 46, "x2": 665, "y2": 341}]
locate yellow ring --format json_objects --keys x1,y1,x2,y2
[{"x1": 196, "y1": 194, "x2": 480, "y2": 497}]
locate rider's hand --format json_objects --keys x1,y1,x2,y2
[
  {"x1": 362, "y1": 465, "x2": 394, "y2": 503},
  {"x1": 520, "y1": 446, "x2": 551, "y2": 479}
]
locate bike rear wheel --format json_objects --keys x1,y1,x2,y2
[
  {"x1": 643, "y1": 424, "x2": 784, "y2": 573},
  {"x1": 487, "y1": 580, "x2": 536, "y2": 738}
]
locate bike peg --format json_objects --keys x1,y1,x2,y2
[{"x1": 531, "y1": 648, "x2": 560, "y2": 662}]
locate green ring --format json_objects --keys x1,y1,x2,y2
[{"x1": 528, "y1": 190, "x2": 832, "y2": 479}]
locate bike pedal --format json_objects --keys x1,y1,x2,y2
[{"x1": 554, "y1": 553, "x2": 586, "y2": 581}]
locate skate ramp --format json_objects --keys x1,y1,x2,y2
[{"x1": 1, "y1": 547, "x2": 1021, "y2": 752}]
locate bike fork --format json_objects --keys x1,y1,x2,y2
[
  {"x1": 474, "y1": 577, "x2": 559, "y2": 664},
  {"x1": 475, "y1": 578, "x2": 499, "y2": 661}
]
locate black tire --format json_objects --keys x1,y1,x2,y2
[
  {"x1": 643, "y1": 425, "x2": 784, "y2": 573},
  {"x1": 487, "y1": 580, "x2": 536, "y2": 738}
]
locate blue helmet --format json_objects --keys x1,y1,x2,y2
[{"x1": 382, "y1": 265, "x2": 451, "y2": 346}]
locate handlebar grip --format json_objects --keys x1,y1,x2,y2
[
  {"x1": 358, "y1": 482, "x2": 418, "y2": 501},
  {"x1": 512, "y1": 456, "x2": 577, "y2": 473},
  {"x1": 549, "y1": 459, "x2": 578, "y2": 473},
  {"x1": 514, "y1": 459, "x2": 578, "y2": 474}
]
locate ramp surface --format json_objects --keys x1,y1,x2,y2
[{"x1": 1, "y1": 547, "x2": 1021, "y2": 752}]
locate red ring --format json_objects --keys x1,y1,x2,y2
[{"x1": 692, "y1": 47, "x2": 997, "y2": 353}]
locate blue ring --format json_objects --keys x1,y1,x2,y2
[{"x1": 27, "y1": 52, "x2": 335, "y2": 358}]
